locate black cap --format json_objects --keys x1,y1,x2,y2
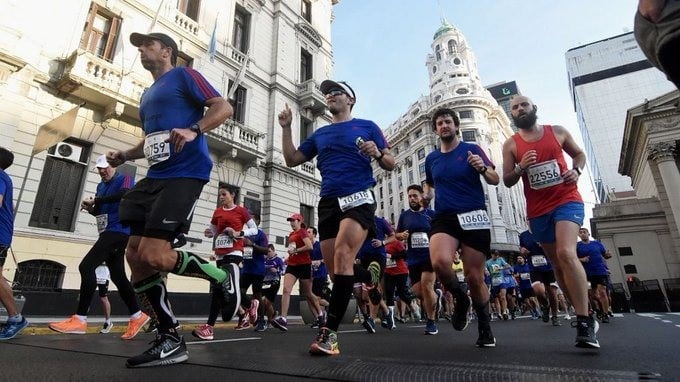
[{"x1": 130, "y1": 32, "x2": 178, "y2": 66}]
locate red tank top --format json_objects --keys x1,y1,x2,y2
[{"x1": 512, "y1": 125, "x2": 582, "y2": 219}]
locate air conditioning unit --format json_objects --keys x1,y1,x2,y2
[{"x1": 53, "y1": 142, "x2": 83, "y2": 162}]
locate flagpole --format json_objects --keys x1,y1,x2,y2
[{"x1": 12, "y1": 153, "x2": 34, "y2": 218}]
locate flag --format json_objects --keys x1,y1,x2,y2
[
  {"x1": 32, "y1": 104, "x2": 81, "y2": 155},
  {"x1": 208, "y1": 17, "x2": 217, "y2": 62}
]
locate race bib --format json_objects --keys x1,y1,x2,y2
[
  {"x1": 385, "y1": 256, "x2": 397, "y2": 268},
  {"x1": 338, "y1": 189, "x2": 375, "y2": 212},
  {"x1": 456, "y1": 271, "x2": 465, "y2": 283},
  {"x1": 215, "y1": 234, "x2": 234, "y2": 249},
  {"x1": 410, "y1": 232, "x2": 429, "y2": 248},
  {"x1": 144, "y1": 131, "x2": 171, "y2": 166},
  {"x1": 527, "y1": 159, "x2": 563, "y2": 190},
  {"x1": 531, "y1": 255, "x2": 548, "y2": 267},
  {"x1": 491, "y1": 276, "x2": 503, "y2": 286},
  {"x1": 243, "y1": 246, "x2": 253, "y2": 260},
  {"x1": 520, "y1": 272, "x2": 531, "y2": 280},
  {"x1": 95, "y1": 214, "x2": 108, "y2": 233},
  {"x1": 457, "y1": 209, "x2": 491, "y2": 230}
]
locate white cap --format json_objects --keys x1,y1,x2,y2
[{"x1": 95, "y1": 155, "x2": 110, "y2": 168}]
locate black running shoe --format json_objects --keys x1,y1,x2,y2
[
  {"x1": 452, "y1": 295, "x2": 471, "y2": 331},
  {"x1": 126, "y1": 333, "x2": 188, "y2": 368},
  {"x1": 218, "y1": 263, "x2": 241, "y2": 322},
  {"x1": 475, "y1": 326, "x2": 496, "y2": 348},
  {"x1": 573, "y1": 316, "x2": 600, "y2": 348},
  {"x1": 362, "y1": 316, "x2": 376, "y2": 334},
  {"x1": 541, "y1": 304, "x2": 550, "y2": 323}
]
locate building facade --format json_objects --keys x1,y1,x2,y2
[
  {"x1": 376, "y1": 20, "x2": 527, "y2": 252},
  {"x1": 0, "y1": 0, "x2": 338, "y2": 295},
  {"x1": 591, "y1": 90, "x2": 680, "y2": 296},
  {"x1": 486, "y1": 80, "x2": 520, "y2": 132},
  {"x1": 565, "y1": 32, "x2": 676, "y2": 203}
]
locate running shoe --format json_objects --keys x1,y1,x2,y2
[
  {"x1": 126, "y1": 333, "x2": 188, "y2": 368},
  {"x1": 502, "y1": 310, "x2": 509, "y2": 321},
  {"x1": 452, "y1": 295, "x2": 471, "y2": 331},
  {"x1": 248, "y1": 299, "x2": 260, "y2": 325},
  {"x1": 384, "y1": 309, "x2": 396, "y2": 330},
  {"x1": 271, "y1": 316, "x2": 288, "y2": 332},
  {"x1": 235, "y1": 315, "x2": 251, "y2": 330},
  {"x1": 218, "y1": 263, "x2": 241, "y2": 322},
  {"x1": 541, "y1": 304, "x2": 550, "y2": 323},
  {"x1": 573, "y1": 316, "x2": 600, "y2": 348},
  {"x1": 309, "y1": 327, "x2": 339, "y2": 355},
  {"x1": 0, "y1": 318, "x2": 29, "y2": 340},
  {"x1": 100, "y1": 321, "x2": 113, "y2": 334},
  {"x1": 367, "y1": 261, "x2": 381, "y2": 286},
  {"x1": 121, "y1": 312, "x2": 151, "y2": 340},
  {"x1": 192, "y1": 323, "x2": 214, "y2": 340},
  {"x1": 476, "y1": 326, "x2": 496, "y2": 347},
  {"x1": 424, "y1": 319, "x2": 438, "y2": 335},
  {"x1": 551, "y1": 316, "x2": 562, "y2": 327},
  {"x1": 254, "y1": 318, "x2": 267, "y2": 332},
  {"x1": 49, "y1": 315, "x2": 86, "y2": 335},
  {"x1": 362, "y1": 316, "x2": 376, "y2": 334}
]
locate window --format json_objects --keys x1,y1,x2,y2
[
  {"x1": 623, "y1": 264, "x2": 638, "y2": 273},
  {"x1": 432, "y1": 65, "x2": 437, "y2": 74},
  {"x1": 462, "y1": 130, "x2": 476, "y2": 142},
  {"x1": 618, "y1": 247, "x2": 634, "y2": 256},
  {"x1": 243, "y1": 197, "x2": 261, "y2": 219},
  {"x1": 389, "y1": 197, "x2": 393, "y2": 206},
  {"x1": 435, "y1": 44, "x2": 441, "y2": 61},
  {"x1": 233, "y1": 5, "x2": 251, "y2": 53},
  {"x1": 417, "y1": 148, "x2": 425, "y2": 160},
  {"x1": 415, "y1": 129, "x2": 422, "y2": 139},
  {"x1": 300, "y1": 48, "x2": 313, "y2": 82},
  {"x1": 228, "y1": 80, "x2": 247, "y2": 123},
  {"x1": 398, "y1": 176, "x2": 403, "y2": 188},
  {"x1": 453, "y1": 57, "x2": 462, "y2": 65},
  {"x1": 80, "y1": 2, "x2": 121, "y2": 61},
  {"x1": 448, "y1": 39, "x2": 457, "y2": 54},
  {"x1": 393, "y1": 146, "x2": 399, "y2": 155},
  {"x1": 15, "y1": 260, "x2": 65, "y2": 292},
  {"x1": 300, "y1": 204, "x2": 314, "y2": 227},
  {"x1": 459, "y1": 110, "x2": 473, "y2": 119},
  {"x1": 29, "y1": 141, "x2": 89, "y2": 232},
  {"x1": 177, "y1": 0, "x2": 200, "y2": 21},
  {"x1": 379, "y1": 187, "x2": 384, "y2": 199},
  {"x1": 419, "y1": 163, "x2": 426, "y2": 177},
  {"x1": 300, "y1": 116, "x2": 313, "y2": 142},
  {"x1": 388, "y1": 182, "x2": 393, "y2": 194},
  {"x1": 176, "y1": 52, "x2": 194, "y2": 68},
  {"x1": 301, "y1": 0, "x2": 312, "y2": 23},
  {"x1": 408, "y1": 170, "x2": 414, "y2": 184}
]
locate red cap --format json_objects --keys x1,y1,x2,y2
[{"x1": 286, "y1": 213, "x2": 304, "y2": 222}]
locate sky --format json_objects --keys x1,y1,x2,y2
[
  {"x1": 329, "y1": 0, "x2": 641, "y2": 224},
  {"x1": 330, "y1": 0, "x2": 639, "y2": 134}
]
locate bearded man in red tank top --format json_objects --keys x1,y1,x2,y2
[{"x1": 501, "y1": 96, "x2": 600, "y2": 349}]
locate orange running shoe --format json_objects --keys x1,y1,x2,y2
[
  {"x1": 121, "y1": 312, "x2": 150, "y2": 340},
  {"x1": 49, "y1": 315, "x2": 87, "y2": 334}
]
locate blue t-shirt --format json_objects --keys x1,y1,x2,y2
[
  {"x1": 424, "y1": 142, "x2": 494, "y2": 214},
  {"x1": 242, "y1": 229, "x2": 268, "y2": 276},
  {"x1": 311, "y1": 241, "x2": 328, "y2": 279},
  {"x1": 95, "y1": 172, "x2": 133, "y2": 235},
  {"x1": 503, "y1": 267, "x2": 516, "y2": 288},
  {"x1": 396, "y1": 208, "x2": 435, "y2": 266},
  {"x1": 139, "y1": 67, "x2": 222, "y2": 180},
  {"x1": 0, "y1": 170, "x2": 13, "y2": 246},
  {"x1": 357, "y1": 216, "x2": 392, "y2": 259},
  {"x1": 263, "y1": 256, "x2": 286, "y2": 282},
  {"x1": 298, "y1": 118, "x2": 388, "y2": 197},
  {"x1": 577, "y1": 240, "x2": 609, "y2": 276},
  {"x1": 513, "y1": 263, "x2": 532, "y2": 290},
  {"x1": 519, "y1": 230, "x2": 553, "y2": 272}
]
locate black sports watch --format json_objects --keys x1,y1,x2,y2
[
  {"x1": 189, "y1": 123, "x2": 202, "y2": 135},
  {"x1": 573, "y1": 167, "x2": 582, "y2": 176}
]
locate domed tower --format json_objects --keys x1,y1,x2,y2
[{"x1": 426, "y1": 18, "x2": 485, "y2": 102}]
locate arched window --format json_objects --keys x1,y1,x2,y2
[
  {"x1": 448, "y1": 39, "x2": 457, "y2": 54},
  {"x1": 15, "y1": 260, "x2": 66, "y2": 291}
]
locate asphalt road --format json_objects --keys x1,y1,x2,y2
[{"x1": 0, "y1": 312, "x2": 677, "y2": 381}]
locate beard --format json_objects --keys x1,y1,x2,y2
[
  {"x1": 440, "y1": 133, "x2": 455, "y2": 144},
  {"x1": 409, "y1": 200, "x2": 420, "y2": 210},
  {"x1": 512, "y1": 110, "x2": 538, "y2": 130}
]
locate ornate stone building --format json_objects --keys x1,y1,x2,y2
[
  {"x1": 0, "y1": 0, "x2": 337, "y2": 294},
  {"x1": 376, "y1": 20, "x2": 527, "y2": 252},
  {"x1": 592, "y1": 90, "x2": 680, "y2": 293}
]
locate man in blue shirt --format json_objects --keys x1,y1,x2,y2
[
  {"x1": 279, "y1": 79, "x2": 395, "y2": 355},
  {"x1": 50, "y1": 155, "x2": 148, "y2": 339},
  {"x1": 0, "y1": 147, "x2": 29, "y2": 340},
  {"x1": 577, "y1": 227, "x2": 612, "y2": 323},
  {"x1": 519, "y1": 230, "x2": 561, "y2": 325},
  {"x1": 107, "y1": 32, "x2": 234, "y2": 368}
]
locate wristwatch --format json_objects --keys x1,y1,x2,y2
[
  {"x1": 479, "y1": 166, "x2": 488, "y2": 174},
  {"x1": 189, "y1": 123, "x2": 202, "y2": 135},
  {"x1": 514, "y1": 163, "x2": 525, "y2": 175},
  {"x1": 573, "y1": 167, "x2": 582, "y2": 176}
]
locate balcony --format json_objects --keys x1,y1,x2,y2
[
  {"x1": 207, "y1": 119, "x2": 265, "y2": 166},
  {"x1": 56, "y1": 50, "x2": 150, "y2": 120},
  {"x1": 173, "y1": 10, "x2": 199, "y2": 36},
  {"x1": 297, "y1": 79, "x2": 326, "y2": 116},
  {"x1": 227, "y1": 46, "x2": 248, "y2": 65}
]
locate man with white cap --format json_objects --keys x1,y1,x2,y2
[
  {"x1": 49, "y1": 155, "x2": 149, "y2": 339},
  {"x1": 107, "y1": 31, "x2": 233, "y2": 368},
  {"x1": 278, "y1": 80, "x2": 395, "y2": 355}
]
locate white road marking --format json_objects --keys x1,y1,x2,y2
[
  {"x1": 338, "y1": 329, "x2": 371, "y2": 334},
  {"x1": 661, "y1": 320, "x2": 672, "y2": 323},
  {"x1": 186, "y1": 337, "x2": 261, "y2": 345}
]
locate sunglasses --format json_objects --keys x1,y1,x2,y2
[{"x1": 325, "y1": 89, "x2": 347, "y2": 97}]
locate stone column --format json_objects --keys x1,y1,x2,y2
[{"x1": 648, "y1": 142, "x2": 680, "y2": 233}]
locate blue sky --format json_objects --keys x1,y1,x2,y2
[{"x1": 330, "y1": 0, "x2": 639, "y2": 134}]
